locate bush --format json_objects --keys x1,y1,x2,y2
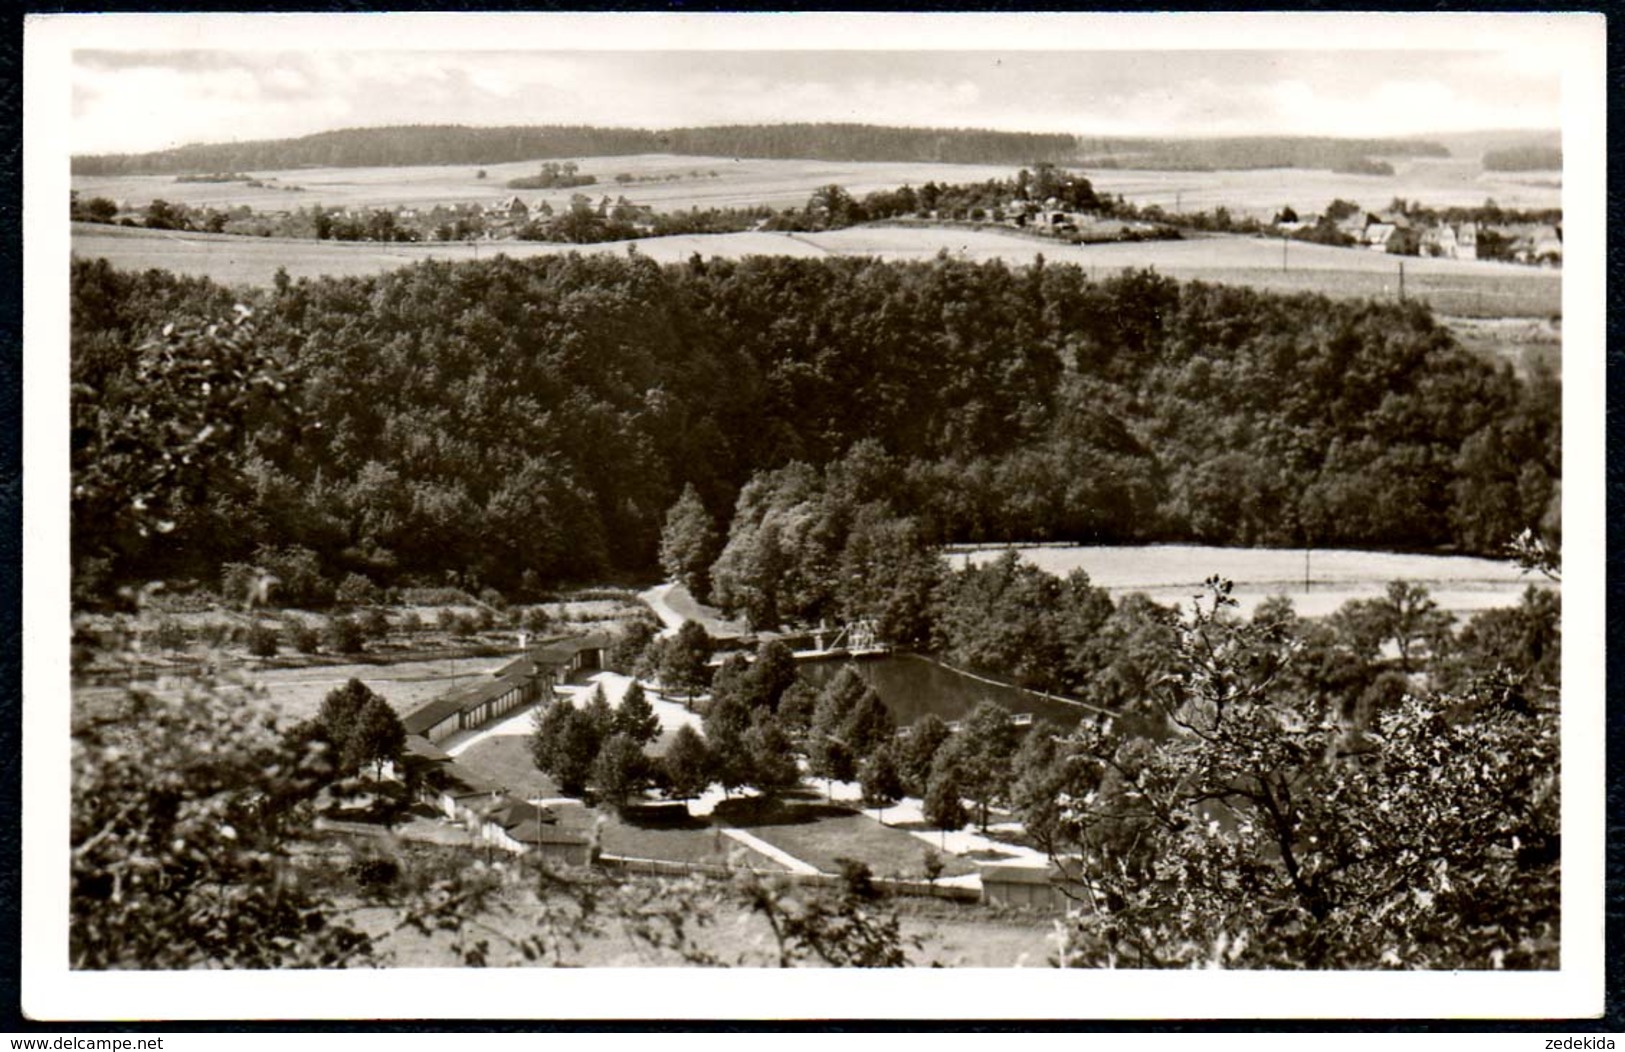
[
  {"x1": 521, "y1": 606, "x2": 553, "y2": 634},
  {"x1": 325, "y1": 616, "x2": 365, "y2": 654},
  {"x1": 357, "y1": 607, "x2": 390, "y2": 641},
  {"x1": 335, "y1": 572, "x2": 381, "y2": 607},
  {"x1": 478, "y1": 586, "x2": 508, "y2": 611},
  {"x1": 397, "y1": 610, "x2": 423, "y2": 634},
  {"x1": 247, "y1": 624, "x2": 279, "y2": 658},
  {"x1": 291, "y1": 622, "x2": 321, "y2": 654},
  {"x1": 197, "y1": 619, "x2": 234, "y2": 647},
  {"x1": 836, "y1": 859, "x2": 881, "y2": 901},
  {"x1": 257, "y1": 545, "x2": 334, "y2": 608},
  {"x1": 345, "y1": 854, "x2": 401, "y2": 892},
  {"x1": 149, "y1": 617, "x2": 190, "y2": 653},
  {"x1": 219, "y1": 562, "x2": 257, "y2": 607}
]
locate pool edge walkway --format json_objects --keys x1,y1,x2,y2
[{"x1": 720, "y1": 828, "x2": 822, "y2": 875}]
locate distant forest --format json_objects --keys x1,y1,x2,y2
[
  {"x1": 71, "y1": 123, "x2": 1449, "y2": 176},
  {"x1": 72, "y1": 253, "x2": 1559, "y2": 606},
  {"x1": 1482, "y1": 144, "x2": 1563, "y2": 172},
  {"x1": 1074, "y1": 135, "x2": 1448, "y2": 171}
]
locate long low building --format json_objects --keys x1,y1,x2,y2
[{"x1": 400, "y1": 632, "x2": 614, "y2": 744}]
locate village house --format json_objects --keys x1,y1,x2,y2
[
  {"x1": 1512, "y1": 224, "x2": 1563, "y2": 265},
  {"x1": 477, "y1": 797, "x2": 594, "y2": 866},
  {"x1": 1421, "y1": 221, "x2": 1479, "y2": 260},
  {"x1": 1362, "y1": 222, "x2": 1398, "y2": 252},
  {"x1": 1336, "y1": 212, "x2": 1372, "y2": 243}
]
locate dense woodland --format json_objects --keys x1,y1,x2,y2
[
  {"x1": 72, "y1": 252, "x2": 1558, "y2": 617},
  {"x1": 71, "y1": 123, "x2": 1449, "y2": 176}
]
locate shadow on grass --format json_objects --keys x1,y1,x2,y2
[
  {"x1": 712, "y1": 796, "x2": 855, "y2": 827},
  {"x1": 962, "y1": 848, "x2": 1019, "y2": 862},
  {"x1": 614, "y1": 804, "x2": 712, "y2": 832}
]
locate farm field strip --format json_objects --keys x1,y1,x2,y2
[
  {"x1": 71, "y1": 154, "x2": 1027, "y2": 215},
  {"x1": 71, "y1": 222, "x2": 1560, "y2": 319},
  {"x1": 72, "y1": 152, "x2": 1562, "y2": 219}
]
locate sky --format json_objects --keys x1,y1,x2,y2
[{"x1": 65, "y1": 22, "x2": 1568, "y2": 156}]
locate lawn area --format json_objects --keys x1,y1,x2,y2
[
  {"x1": 596, "y1": 810, "x2": 788, "y2": 872},
  {"x1": 720, "y1": 798, "x2": 978, "y2": 881},
  {"x1": 451, "y1": 733, "x2": 559, "y2": 799}
]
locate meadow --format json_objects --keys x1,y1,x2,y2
[
  {"x1": 948, "y1": 543, "x2": 1556, "y2": 619},
  {"x1": 71, "y1": 220, "x2": 1561, "y2": 319},
  {"x1": 72, "y1": 653, "x2": 503, "y2": 726}
]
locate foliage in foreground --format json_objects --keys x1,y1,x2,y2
[
  {"x1": 71, "y1": 671, "x2": 914, "y2": 970},
  {"x1": 1040, "y1": 579, "x2": 1560, "y2": 970}
]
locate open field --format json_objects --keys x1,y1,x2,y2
[
  {"x1": 72, "y1": 220, "x2": 1560, "y2": 319},
  {"x1": 1082, "y1": 156, "x2": 1560, "y2": 219},
  {"x1": 71, "y1": 153, "x2": 1026, "y2": 216},
  {"x1": 951, "y1": 543, "x2": 1556, "y2": 620},
  {"x1": 73, "y1": 152, "x2": 1561, "y2": 220}
]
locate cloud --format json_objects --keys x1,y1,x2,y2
[{"x1": 69, "y1": 48, "x2": 1562, "y2": 155}]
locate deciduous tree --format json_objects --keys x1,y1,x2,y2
[
  {"x1": 531, "y1": 701, "x2": 600, "y2": 797},
  {"x1": 661, "y1": 724, "x2": 713, "y2": 802},
  {"x1": 591, "y1": 733, "x2": 649, "y2": 810},
  {"x1": 1048, "y1": 579, "x2": 1559, "y2": 970},
  {"x1": 930, "y1": 701, "x2": 1019, "y2": 831},
  {"x1": 342, "y1": 693, "x2": 406, "y2": 781},
  {"x1": 658, "y1": 621, "x2": 713, "y2": 704},
  {"x1": 859, "y1": 741, "x2": 905, "y2": 823},
  {"x1": 659, "y1": 484, "x2": 721, "y2": 603}
]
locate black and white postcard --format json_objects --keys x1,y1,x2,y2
[{"x1": 20, "y1": 10, "x2": 1608, "y2": 1022}]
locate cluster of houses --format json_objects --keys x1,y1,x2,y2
[
  {"x1": 1002, "y1": 198, "x2": 1163, "y2": 240},
  {"x1": 1275, "y1": 209, "x2": 1562, "y2": 265},
  {"x1": 406, "y1": 733, "x2": 596, "y2": 867}
]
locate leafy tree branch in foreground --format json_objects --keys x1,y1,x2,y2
[{"x1": 1042, "y1": 578, "x2": 1559, "y2": 970}]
